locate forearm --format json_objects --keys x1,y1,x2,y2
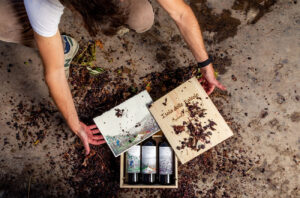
[
  {"x1": 34, "y1": 31, "x2": 104, "y2": 154},
  {"x1": 174, "y1": 5, "x2": 208, "y2": 62},
  {"x1": 34, "y1": 31, "x2": 80, "y2": 134},
  {"x1": 45, "y1": 69, "x2": 80, "y2": 133}
]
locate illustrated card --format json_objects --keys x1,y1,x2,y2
[{"x1": 93, "y1": 90, "x2": 160, "y2": 157}]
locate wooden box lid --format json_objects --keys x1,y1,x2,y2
[{"x1": 149, "y1": 77, "x2": 233, "y2": 164}]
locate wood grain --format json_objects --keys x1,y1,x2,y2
[{"x1": 149, "y1": 77, "x2": 233, "y2": 164}]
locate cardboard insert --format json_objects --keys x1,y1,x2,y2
[{"x1": 120, "y1": 132, "x2": 178, "y2": 188}]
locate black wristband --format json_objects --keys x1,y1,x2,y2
[{"x1": 197, "y1": 57, "x2": 212, "y2": 68}]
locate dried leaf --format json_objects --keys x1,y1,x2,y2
[
  {"x1": 34, "y1": 139, "x2": 39, "y2": 145},
  {"x1": 87, "y1": 67, "x2": 104, "y2": 76},
  {"x1": 95, "y1": 40, "x2": 104, "y2": 49},
  {"x1": 146, "y1": 82, "x2": 151, "y2": 92}
]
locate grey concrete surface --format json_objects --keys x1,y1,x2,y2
[{"x1": 0, "y1": 0, "x2": 299, "y2": 197}]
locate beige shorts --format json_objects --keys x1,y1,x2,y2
[{"x1": 0, "y1": 0, "x2": 154, "y2": 47}]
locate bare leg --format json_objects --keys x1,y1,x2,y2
[
  {"x1": 0, "y1": 0, "x2": 34, "y2": 47},
  {"x1": 120, "y1": 0, "x2": 155, "y2": 33}
]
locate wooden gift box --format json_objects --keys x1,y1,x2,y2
[
  {"x1": 120, "y1": 77, "x2": 233, "y2": 188},
  {"x1": 120, "y1": 132, "x2": 178, "y2": 188}
]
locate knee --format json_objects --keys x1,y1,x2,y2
[{"x1": 126, "y1": 0, "x2": 154, "y2": 33}]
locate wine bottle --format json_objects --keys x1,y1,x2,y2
[
  {"x1": 126, "y1": 144, "x2": 141, "y2": 184},
  {"x1": 159, "y1": 139, "x2": 174, "y2": 185},
  {"x1": 141, "y1": 138, "x2": 157, "y2": 184}
]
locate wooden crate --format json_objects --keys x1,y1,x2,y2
[{"x1": 120, "y1": 132, "x2": 178, "y2": 188}]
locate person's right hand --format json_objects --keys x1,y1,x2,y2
[
  {"x1": 76, "y1": 122, "x2": 106, "y2": 155},
  {"x1": 199, "y1": 64, "x2": 226, "y2": 95}
]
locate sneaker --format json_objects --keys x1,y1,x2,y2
[{"x1": 62, "y1": 35, "x2": 79, "y2": 78}]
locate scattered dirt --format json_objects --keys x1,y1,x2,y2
[
  {"x1": 231, "y1": 74, "x2": 237, "y2": 81},
  {"x1": 4, "y1": 99, "x2": 70, "y2": 149},
  {"x1": 173, "y1": 125, "x2": 185, "y2": 134},
  {"x1": 69, "y1": 64, "x2": 136, "y2": 125},
  {"x1": 115, "y1": 108, "x2": 125, "y2": 118},
  {"x1": 260, "y1": 110, "x2": 269, "y2": 118},
  {"x1": 171, "y1": 34, "x2": 182, "y2": 42},
  {"x1": 190, "y1": 0, "x2": 278, "y2": 43},
  {"x1": 276, "y1": 92, "x2": 286, "y2": 104},
  {"x1": 140, "y1": 65, "x2": 197, "y2": 100},
  {"x1": 134, "y1": 122, "x2": 141, "y2": 128},
  {"x1": 162, "y1": 98, "x2": 168, "y2": 106},
  {"x1": 68, "y1": 143, "x2": 120, "y2": 197},
  {"x1": 232, "y1": 0, "x2": 278, "y2": 24},
  {"x1": 190, "y1": 0, "x2": 241, "y2": 43},
  {"x1": 290, "y1": 112, "x2": 300, "y2": 122},
  {"x1": 173, "y1": 101, "x2": 215, "y2": 152},
  {"x1": 210, "y1": 52, "x2": 232, "y2": 74},
  {"x1": 268, "y1": 118, "x2": 280, "y2": 129}
]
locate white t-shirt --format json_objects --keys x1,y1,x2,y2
[{"x1": 24, "y1": 0, "x2": 64, "y2": 37}]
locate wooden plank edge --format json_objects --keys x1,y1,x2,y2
[
  {"x1": 120, "y1": 154, "x2": 124, "y2": 188},
  {"x1": 120, "y1": 184, "x2": 177, "y2": 189}
]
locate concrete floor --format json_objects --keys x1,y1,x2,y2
[{"x1": 0, "y1": 0, "x2": 299, "y2": 197}]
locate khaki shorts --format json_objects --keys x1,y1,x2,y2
[{"x1": 0, "y1": 0, "x2": 154, "y2": 47}]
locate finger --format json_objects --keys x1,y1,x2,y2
[
  {"x1": 91, "y1": 129, "x2": 100, "y2": 134},
  {"x1": 89, "y1": 139, "x2": 106, "y2": 145},
  {"x1": 82, "y1": 139, "x2": 90, "y2": 155},
  {"x1": 88, "y1": 124, "x2": 97, "y2": 130},
  {"x1": 203, "y1": 83, "x2": 209, "y2": 91},
  {"x1": 200, "y1": 79, "x2": 207, "y2": 89},
  {"x1": 207, "y1": 84, "x2": 215, "y2": 95},
  {"x1": 214, "y1": 81, "x2": 226, "y2": 90},
  {"x1": 92, "y1": 135, "x2": 104, "y2": 140}
]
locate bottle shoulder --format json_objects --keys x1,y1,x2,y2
[
  {"x1": 142, "y1": 138, "x2": 156, "y2": 146},
  {"x1": 159, "y1": 140, "x2": 170, "y2": 147}
]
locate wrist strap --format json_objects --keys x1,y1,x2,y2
[{"x1": 197, "y1": 57, "x2": 212, "y2": 68}]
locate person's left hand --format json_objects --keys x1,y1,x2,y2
[{"x1": 199, "y1": 64, "x2": 226, "y2": 95}]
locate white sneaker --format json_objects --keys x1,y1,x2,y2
[{"x1": 62, "y1": 35, "x2": 79, "y2": 78}]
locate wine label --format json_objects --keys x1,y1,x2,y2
[
  {"x1": 127, "y1": 145, "x2": 141, "y2": 173},
  {"x1": 142, "y1": 146, "x2": 156, "y2": 174},
  {"x1": 159, "y1": 146, "x2": 173, "y2": 175}
]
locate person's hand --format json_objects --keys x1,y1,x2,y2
[
  {"x1": 76, "y1": 122, "x2": 106, "y2": 155},
  {"x1": 199, "y1": 64, "x2": 226, "y2": 95}
]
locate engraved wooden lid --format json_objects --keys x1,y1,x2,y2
[{"x1": 149, "y1": 77, "x2": 233, "y2": 164}]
